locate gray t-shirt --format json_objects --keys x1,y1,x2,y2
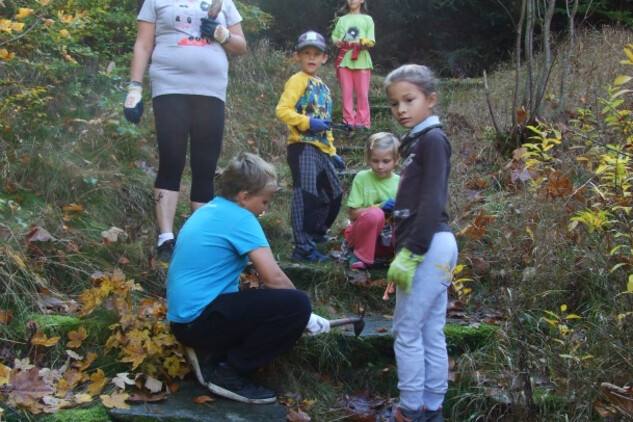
[{"x1": 138, "y1": 0, "x2": 242, "y2": 101}]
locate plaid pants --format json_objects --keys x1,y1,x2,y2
[{"x1": 287, "y1": 143, "x2": 343, "y2": 253}]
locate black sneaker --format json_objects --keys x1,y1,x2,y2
[
  {"x1": 206, "y1": 362, "x2": 276, "y2": 404},
  {"x1": 291, "y1": 248, "x2": 330, "y2": 263},
  {"x1": 156, "y1": 239, "x2": 175, "y2": 262}
]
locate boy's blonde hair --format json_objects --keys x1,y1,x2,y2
[
  {"x1": 365, "y1": 132, "x2": 400, "y2": 163},
  {"x1": 218, "y1": 152, "x2": 278, "y2": 200}
]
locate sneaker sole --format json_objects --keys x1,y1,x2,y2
[
  {"x1": 206, "y1": 381, "x2": 277, "y2": 404},
  {"x1": 184, "y1": 347, "x2": 206, "y2": 387}
]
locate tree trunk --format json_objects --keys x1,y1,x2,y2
[
  {"x1": 513, "y1": 0, "x2": 527, "y2": 130},
  {"x1": 524, "y1": 0, "x2": 535, "y2": 113},
  {"x1": 534, "y1": 0, "x2": 556, "y2": 118},
  {"x1": 558, "y1": 0, "x2": 580, "y2": 121}
]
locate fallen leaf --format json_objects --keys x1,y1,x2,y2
[
  {"x1": 25, "y1": 226, "x2": 56, "y2": 243},
  {"x1": 101, "y1": 391, "x2": 130, "y2": 409},
  {"x1": 145, "y1": 375, "x2": 163, "y2": 394},
  {"x1": 193, "y1": 395, "x2": 214, "y2": 404},
  {"x1": 66, "y1": 326, "x2": 87, "y2": 349},
  {"x1": 101, "y1": 226, "x2": 126, "y2": 243},
  {"x1": 127, "y1": 390, "x2": 170, "y2": 403},
  {"x1": 287, "y1": 407, "x2": 311, "y2": 422},
  {"x1": 62, "y1": 203, "x2": 83, "y2": 213},
  {"x1": 0, "y1": 309, "x2": 13, "y2": 325}
]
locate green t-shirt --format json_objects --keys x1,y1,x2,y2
[
  {"x1": 332, "y1": 13, "x2": 375, "y2": 70},
  {"x1": 347, "y1": 169, "x2": 399, "y2": 209}
]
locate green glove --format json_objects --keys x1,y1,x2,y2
[{"x1": 387, "y1": 247, "x2": 424, "y2": 294}]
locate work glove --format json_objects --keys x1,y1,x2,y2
[
  {"x1": 200, "y1": 17, "x2": 231, "y2": 44},
  {"x1": 123, "y1": 85, "x2": 143, "y2": 124},
  {"x1": 379, "y1": 198, "x2": 395, "y2": 211},
  {"x1": 305, "y1": 313, "x2": 330, "y2": 336},
  {"x1": 309, "y1": 118, "x2": 331, "y2": 133},
  {"x1": 331, "y1": 154, "x2": 346, "y2": 170},
  {"x1": 359, "y1": 37, "x2": 375, "y2": 48},
  {"x1": 387, "y1": 247, "x2": 424, "y2": 294}
]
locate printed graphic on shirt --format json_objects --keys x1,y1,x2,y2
[
  {"x1": 344, "y1": 27, "x2": 360, "y2": 42},
  {"x1": 295, "y1": 78, "x2": 332, "y2": 147},
  {"x1": 175, "y1": 0, "x2": 209, "y2": 46}
]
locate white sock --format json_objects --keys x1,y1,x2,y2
[{"x1": 157, "y1": 232, "x2": 174, "y2": 247}]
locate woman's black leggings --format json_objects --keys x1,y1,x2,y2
[{"x1": 152, "y1": 94, "x2": 224, "y2": 203}]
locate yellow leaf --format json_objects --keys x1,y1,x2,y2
[
  {"x1": 59, "y1": 29, "x2": 71, "y2": 38},
  {"x1": 564, "y1": 314, "x2": 582, "y2": 320},
  {"x1": 0, "y1": 48, "x2": 15, "y2": 61},
  {"x1": 11, "y1": 21, "x2": 24, "y2": 32},
  {"x1": 87, "y1": 369, "x2": 108, "y2": 396},
  {"x1": 73, "y1": 393, "x2": 92, "y2": 404},
  {"x1": 0, "y1": 363, "x2": 9, "y2": 386},
  {"x1": 560, "y1": 304, "x2": 568, "y2": 313},
  {"x1": 5, "y1": 247, "x2": 26, "y2": 268},
  {"x1": 39, "y1": 0, "x2": 51, "y2": 5},
  {"x1": 628, "y1": 274, "x2": 633, "y2": 293},
  {"x1": 66, "y1": 326, "x2": 87, "y2": 348},
  {"x1": 614, "y1": 75, "x2": 632, "y2": 86},
  {"x1": 542, "y1": 317, "x2": 557, "y2": 326},
  {"x1": 101, "y1": 392, "x2": 130, "y2": 409},
  {"x1": 15, "y1": 8, "x2": 34, "y2": 19},
  {"x1": 31, "y1": 331, "x2": 61, "y2": 347}
]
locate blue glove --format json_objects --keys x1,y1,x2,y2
[
  {"x1": 123, "y1": 85, "x2": 143, "y2": 124},
  {"x1": 387, "y1": 247, "x2": 424, "y2": 294},
  {"x1": 200, "y1": 17, "x2": 220, "y2": 40},
  {"x1": 331, "y1": 154, "x2": 346, "y2": 170},
  {"x1": 380, "y1": 198, "x2": 395, "y2": 211},
  {"x1": 309, "y1": 118, "x2": 331, "y2": 133}
]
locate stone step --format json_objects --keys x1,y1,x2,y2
[{"x1": 109, "y1": 380, "x2": 287, "y2": 422}]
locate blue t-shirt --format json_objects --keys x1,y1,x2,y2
[{"x1": 166, "y1": 196, "x2": 269, "y2": 323}]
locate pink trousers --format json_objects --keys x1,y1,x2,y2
[
  {"x1": 338, "y1": 67, "x2": 371, "y2": 128},
  {"x1": 344, "y1": 207, "x2": 393, "y2": 264}
]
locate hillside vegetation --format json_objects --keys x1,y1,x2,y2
[{"x1": 1, "y1": 5, "x2": 633, "y2": 419}]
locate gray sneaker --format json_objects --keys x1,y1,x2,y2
[
  {"x1": 206, "y1": 362, "x2": 276, "y2": 404},
  {"x1": 424, "y1": 409, "x2": 444, "y2": 422},
  {"x1": 379, "y1": 406, "x2": 425, "y2": 422}
]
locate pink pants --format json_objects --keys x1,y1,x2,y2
[
  {"x1": 338, "y1": 67, "x2": 371, "y2": 128},
  {"x1": 344, "y1": 207, "x2": 393, "y2": 264}
]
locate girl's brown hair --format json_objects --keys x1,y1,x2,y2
[{"x1": 336, "y1": 0, "x2": 369, "y2": 16}]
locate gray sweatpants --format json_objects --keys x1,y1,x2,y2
[{"x1": 392, "y1": 231, "x2": 458, "y2": 412}]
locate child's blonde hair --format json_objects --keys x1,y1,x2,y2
[
  {"x1": 383, "y1": 64, "x2": 438, "y2": 98},
  {"x1": 365, "y1": 132, "x2": 400, "y2": 163},
  {"x1": 218, "y1": 152, "x2": 278, "y2": 200}
]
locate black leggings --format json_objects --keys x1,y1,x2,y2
[
  {"x1": 152, "y1": 94, "x2": 224, "y2": 203},
  {"x1": 170, "y1": 289, "x2": 311, "y2": 374}
]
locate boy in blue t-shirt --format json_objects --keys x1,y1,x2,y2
[{"x1": 167, "y1": 153, "x2": 330, "y2": 405}]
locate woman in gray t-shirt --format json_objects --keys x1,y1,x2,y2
[{"x1": 123, "y1": 0, "x2": 246, "y2": 261}]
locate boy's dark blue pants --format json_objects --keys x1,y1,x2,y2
[
  {"x1": 170, "y1": 289, "x2": 311, "y2": 375},
  {"x1": 287, "y1": 143, "x2": 343, "y2": 252}
]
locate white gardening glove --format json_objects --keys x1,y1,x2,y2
[
  {"x1": 213, "y1": 24, "x2": 231, "y2": 44},
  {"x1": 305, "y1": 313, "x2": 330, "y2": 336}
]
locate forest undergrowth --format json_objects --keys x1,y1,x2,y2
[{"x1": 1, "y1": 24, "x2": 633, "y2": 421}]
